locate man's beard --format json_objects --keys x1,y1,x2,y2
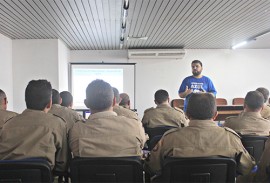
[{"x1": 193, "y1": 70, "x2": 201, "y2": 76}]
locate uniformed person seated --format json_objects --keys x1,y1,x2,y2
[
  {"x1": 112, "y1": 87, "x2": 138, "y2": 120},
  {"x1": 119, "y1": 93, "x2": 131, "y2": 109},
  {"x1": 223, "y1": 91, "x2": 270, "y2": 136},
  {"x1": 256, "y1": 87, "x2": 270, "y2": 120},
  {"x1": 69, "y1": 79, "x2": 146, "y2": 158},
  {"x1": 60, "y1": 91, "x2": 74, "y2": 108},
  {"x1": 49, "y1": 89, "x2": 84, "y2": 131},
  {"x1": 0, "y1": 80, "x2": 68, "y2": 173},
  {"x1": 0, "y1": 89, "x2": 17, "y2": 129},
  {"x1": 144, "y1": 93, "x2": 255, "y2": 178},
  {"x1": 142, "y1": 89, "x2": 188, "y2": 128}
]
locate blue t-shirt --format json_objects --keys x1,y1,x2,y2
[{"x1": 178, "y1": 76, "x2": 217, "y2": 111}]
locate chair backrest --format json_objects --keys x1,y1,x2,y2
[
  {"x1": 149, "y1": 135, "x2": 163, "y2": 151},
  {"x1": 145, "y1": 126, "x2": 176, "y2": 139},
  {"x1": 232, "y1": 98, "x2": 245, "y2": 105},
  {"x1": 171, "y1": 99, "x2": 184, "y2": 109},
  {"x1": 70, "y1": 157, "x2": 144, "y2": 183},
  {"x1": 216, "y1": 98, "x2": 228, "y2": 106},
  {"x1": 161, "y1": 157, "x2": 236, "y2": 183},
  {"x1": 0, "y1": 158, "x2": 52, "y2": 182},
  {"x1": 240, "y1": 135, "x2": 269, "y2": 163}
]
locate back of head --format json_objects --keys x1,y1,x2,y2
[
  {"x1": 154, "y1": 89, "x2": 169, "y2": 104},
  {"x1": 244, "y1": 91, "x2": 264, "y2": 111},
  {"x1": 112, "y1": 87, "x2": 121, "y2": 104},
  {"x1": 25, "y1": 80, "x2": 52, "y2": 110},
  {"x1": 256, "y1": 87, "x2": 269, "y2": 103},
  {"x1": 52, "y1": 89, "x2": 61, "y2": 104},
  {"x1": 0, "y1": 89, "x2": 7, "y2": 109},
  {"x1": 85, "y1": 79, "x2": 113, "y2": 111},
  {"x1": 60, "y1": 91, "x2": 73, "y2": 107},
  {"x1": 191, "y1": 60, "x2": 203, "y2": 67},
  {"x1": 186, "y1": 93, "x2": 216, "y2": 120},
  {"x1": 119, "y1": 93, "x2": 130, "y2": 106}
]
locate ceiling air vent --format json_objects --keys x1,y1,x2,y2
[{"x1": 128, "y1": 49, "x2": 185, "y2": 59}]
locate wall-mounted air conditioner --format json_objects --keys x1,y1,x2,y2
[{"x1": 128, "y1": 49, "x2": 186, "y2": 59}]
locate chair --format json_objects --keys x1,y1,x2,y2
[
  {"x1": 170, "y1": 99, "x2": 184, "y2": 109},
  {"x1": 232, "y1": 98, "x2": 245, "y2": 105},
  {"x1": 240, "y1": 135, "x2": 269, "y2": 163},
  {"x1": 160, "y1": 157, "x2": 236, "y2": 183},
  {"x1": 145, "y1": 126, "x2": 176, "y2": 139},
  {"x1": 70, "y1": 156, "x2": 144, "y2": 182},
  {"x1": 0, "y1": 158, "x2": 52, "y2": 182},
  {"x1": 149, "y1": 135, "x2": 163, "y2": 151},
  {"x1": 216, "y1": 98, "x2": 228, "y2": 106}
]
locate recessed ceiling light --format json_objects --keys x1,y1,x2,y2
[{"x1": 127, "y1": 36, "x2": 148, "y2": 41}]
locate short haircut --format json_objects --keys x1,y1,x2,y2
[
  {"x1": 155, "y1": 89, "x2": 169, "y2": 104},
  {"x1": 256, "y1": 87, "x2": 269, "y2": 103},
  {"x1": 52, "y1": 89, "x2": 61, "y2": 104},
  {"x1": 112, "y1": 87, "x2": 121, "y2": 103},
  {"x1": 60, "y1": 91, "x2": 73, "y2": 107},
  {"x1": 245, "y1": 91, "x2": 264, "y2": 110},
  {"x1": 119, "y1": 93, "x2": 130, "y2": 106},
  {"x1": 0, "y1": 89, "x2": 6, "y2": 102},
  {"x1": 85, "y1": 79, "x2": 113, "y2": 111},
  {"x1": 186, "y1": 93, "x2": 216, "y2": 120},
  {"x1": 25, "y1": 80, "x2": 52, "y2": 110},
  {"x1": 191, "y1": 60, "x2": 203, "y2": 67}
]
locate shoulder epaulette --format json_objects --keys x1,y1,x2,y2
[
  {"x1": 173, "y1": 107, "x2": 184, "y2": 113},
  {"x1": 163, "y1": 127, "x2": 180, "y2": 137},
  {"x1": 224, "y1": 127, "x2": 241, "y2": 138},
  {"x1": 52, "y1": 113, "x2": 66, "y2": 123},
  {"x1": 144, "y1": 107, "x2": 154, "y2": 113}
]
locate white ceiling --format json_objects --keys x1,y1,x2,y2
[{"x1": 0, "y1": 0, "x2": 270, "y2": 50}]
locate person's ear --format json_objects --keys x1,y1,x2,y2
[
  {"x1": 154, "y1": 100, "x2": 158, "y2": 105},
  {"x1": 46, "y1": 98, "x2": 52, "y2": 110},
  {"x1": 112, "y1": 97, "x2": 116, "y2": 106},
  {"x1": 59, "y1": 97, "x2": 62, "y2": 105},
  {"x1": 212, "y1": 111, "x2": 218, "y2": 121},
  {"x1": 84, "y1": 99, "x2": 90, "y2": 108}
]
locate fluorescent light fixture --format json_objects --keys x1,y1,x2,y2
[
  {"x1": 232, "y1": 41, "x2": 247, "y2": 49},
  {"x1": 123, "y1": 0, "x2": 129, "y2": 9},
  {"x1": 127, "y1": 36, "x2": 148, "y2": 41}
]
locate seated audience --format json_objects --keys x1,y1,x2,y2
[
  {"x1": 0, "y1": 80, "x2": 68, "y2": 172},
  {"x1": 69, "y1": 79, "x2": 146, "y2": 157},
  {"x1": 223, "y1": 91, "x2": 270, "y2": 136},
  {"x1": 0, "y1": 89, "x2": 17, "y2": 129},
  {"x1": 145, "y1": 93, "x2": 254, "y2": 177},
  {"x1": 256, "y1": 87, "x2": 270, "y2": 119},
  {"x1": 119, "y1": 93, "x2": 131, "y2": 109},
  {"x1": 49, "y1": 89, "x2": 84, "y2": 131},
  {"x1": 112, "y1": 87, "x2": 138, "y2": 120},
  {"x1": 142, "y1": 89, "x2": 188, "y2": 128},
  {"x1": 253, "y1": 138, "x2": 270, "y2": 182},
  {"x1": 60, "y1": 91, "x2": 74, "y2": 108}
]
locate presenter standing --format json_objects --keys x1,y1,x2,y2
[{"x1": 178, "y1": 60, "x2": 217, "y2": 111}]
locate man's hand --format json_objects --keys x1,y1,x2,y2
[{"x1": 185, "y1": 86, "x2": 193, "y2": 95}]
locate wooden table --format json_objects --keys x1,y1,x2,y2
[{"x1": 215, "y1": 105, "x2": 243, "y2": 121}]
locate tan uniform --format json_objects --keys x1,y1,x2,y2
[
  {"x1": 113, "y1": 105, "x2": 138, "y2": 120},
  {"x1": 253, "y1": 138, "x2": 270, "y2": 182},
  {"x1": 223, "y1": 112, "x2": 270, "y2": 136},
  {"x1": 145, "y1": 120, "x2": 255, "y2": 176},
  {"x1": 142, "y1": 104, "x2": 188, "y2": 128},
  {"x1": 0, "y1": 109, "x2": 68, "y2": 172},
  {"x1": 261, "y1": 104, "x2": 270, "y2": 120},
  {"x1": 69, "y1": 111, "x2": 146, "y2": 157},
  {"x1": 0, "y1": 109, "x2": 17, "y2": 129},
  {"x1": 49, "y1": 104, "x2": 84, "y2": 131}
]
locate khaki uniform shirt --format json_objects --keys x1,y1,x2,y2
[
  {"x1": 69, "y1": 111, "x2": 146, "y2": 158},
  {"x1": 49, "y1": 104, "x2": 84, "y2": 131},
  {"x1": 253, "y1": 138, "x2": 270, "y2": 182},
  {"x1": 0, "y1": 109, "x2": 17, "y2": 129},
  {"x1": 145, "y1": 120, "x2": 255, "y2": 176},
  {"x1": 142, "y1": 104, "x2": 188, "y2": 128},
  {"x1": 223, "y1": 112, "x2": 270, "y2": 136},
  {"x1": 113, "y1": 105, "x2": 138, "y2": 120},
  {"x1": 0, "y1": 109, "x2": 68, "y2": 172},
  {"x1": 261, "y1": 104, "x2": 270, "y2": 120}
]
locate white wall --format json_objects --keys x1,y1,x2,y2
[
  {"x1": 58, "y1": 40, "x2": 70, "y2": 91},
  {"x1": 71, "y1": 49, "x2": 270, "y2": 118},
  {"x1": 0, "y1": 33, "x2": 13, "y2": 110}
]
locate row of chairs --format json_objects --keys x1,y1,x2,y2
[{"x1": 171, "y1": 98, "x2": 245, "y2": 108}]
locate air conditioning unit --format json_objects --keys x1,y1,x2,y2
[{"x1": 128, "y1": 49, "x2": 186, "y2": 59}]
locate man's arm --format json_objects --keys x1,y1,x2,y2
[{"x1": 179, "y1": 86, "x2": 193, "y2": 98}]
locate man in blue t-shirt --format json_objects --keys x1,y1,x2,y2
[{"x1": 178, "y1": 60, "x2": 217, "y2": 111}]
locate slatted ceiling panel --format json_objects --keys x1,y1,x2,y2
[
  {"x1": 0, "y1": 19, "x2": 25, "y2": 39},
  {"x1": 98, "y1": 0, "x2": 111, "y2": 50}
]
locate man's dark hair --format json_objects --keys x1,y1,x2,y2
[
  {"x1": 119, "y1": 93, "x2": 130, "y2": 106},
  {"x1": 85, "y1": 79, "x2": 113, "y2": 111},
  {"x1": 112, "y1": 87, "x2": 121, "y2": 104},
  {"x1": 186, "y1": 93, "x2": 216, "y2": 120},
  {"x1": 256, "y1": 87, "x2": 269, "y2": 103},
  {"x1": 25, "y1": 80, "x2": 52, "y2": 110},
  {"x1": 0, "y1": 89, "x2": 6, "y2": 102},
  {"x1": 155, "y1": 89, "x2": 169, "y2": 104},
  {"x1": 244, "y1": 91, "x2": 264, "y2": 110},
  {"x1": 52, "y1": 89, "x2": 61, "y2": 104},
  {"x1": 60, "y1": 91, "x2": 73, "y2": 107},
  {"x1": 191, "y1": 60, "x2": 203, "y2": 67}
]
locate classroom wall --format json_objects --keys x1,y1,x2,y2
[
  {"x1": 58, "y1": 40, "x2": 70, "y2": 91},
  {"x1": 0, "y1": 33, "x2": 13, "y2": 110},
  {"x1": 71, "y1": 49, "x2": 270, "y2": 118}
]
